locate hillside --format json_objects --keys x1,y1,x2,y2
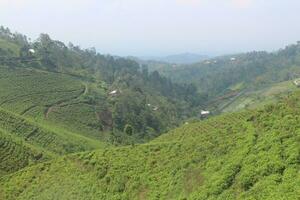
[
  {"x1": 0, "y1": 91, "x2": 299, "y2": 199},
  {"x1": 0, "y1": 128, "x2": 53, "y2": 177},
  {"x1": 217, "y1": 80, "x2": 298, "y2": 113},
  {"x1": 0, "y1": 26, "x2": 204, "y2": 145},
  {"x1": 0, "y1": 26, "x2": 299, "y2": 200},
  {"x1": 152, "y1": 44, "x2": 300, "y2": 112}
]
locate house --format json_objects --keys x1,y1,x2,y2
[
  {"x1": 293, "y1": 79, "x2": 300, "y2": 87},
  {"x1": 109, "y1": 90, "x2": 118, "y2": 95},
  {"x1": 230, "y1": 57, "x2": 236, "y2": 61},
  {"x1": 28, "y1": 49, "x2": 35, "y2": 54},
  {"x1": 153, "y1": 106, "x2": 159, "y2": 111},
  {"x1": 201, "y1": 110, "x2": 210, "y2": 115}
]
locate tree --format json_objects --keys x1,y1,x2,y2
[{"x1": 124, "y1": 124, "x2": 134, "y2": 136}]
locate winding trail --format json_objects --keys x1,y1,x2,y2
[
  {"x1": 20, "y1": 105, "x2": 37, "y2": 116},
  {"x1": 44, "y1": 83, "x2": 88, "y2": 119}
]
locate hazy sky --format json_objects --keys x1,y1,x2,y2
[{"x1": 1, "y1": 0, "x2": 300, "y2": 56}]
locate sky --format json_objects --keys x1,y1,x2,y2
[{"x1": 1, "y1": 0, "x2": 300, "y2": 57}]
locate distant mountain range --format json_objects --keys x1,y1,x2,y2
[{"x1": 140, "y1": 53, "x2": 209, "y2": 64}]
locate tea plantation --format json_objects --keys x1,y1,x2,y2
[
  {"x1": 0, "y1": 66, "x2": 109, "y2": 140},
  {"x1": 0, "y1": 92, "x2": 299, "y2": 200},
  {"x1": 0, "y1": 27, "x2": 299, "y2": 200}
]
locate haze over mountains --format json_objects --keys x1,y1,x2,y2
[{"x1": 140, "y1": 53, "x2": 209, "y2": 64}]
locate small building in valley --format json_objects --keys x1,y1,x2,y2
[
  {"x1": 29, "y1": 49, "x2": 35, "y2": 54},
  {"x1": 109, "y1": 90, "x2": 118, "y2": 95},
  {"x1": 201, "y1": 110, "x2": 210, "y2": 116},
  {"x1": 293, "y1": 79, "x2": 300, "y2": 87}
]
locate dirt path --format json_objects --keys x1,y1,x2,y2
[
  {"x1": 218, "y1": 91, "x2": 245, "y2": 111},
  {"x1": 44, "y1": 84, "x2": 88, "y2": 119},
  {"x1": 20, "y1": 105, "x2": 37, "y2": 116},
  {"x1": 83, "y1": 83, "x2": 88, "y2": 95},
  {"x1": 45, "y1": 106, "x2": 55, "y2": 119}
]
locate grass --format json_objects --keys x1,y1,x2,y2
[{"x1": 0, "y1": 92, "x2": 299, "y2": 199}]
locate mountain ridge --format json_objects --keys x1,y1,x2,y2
[{"x1": 140, "y1": 53, "x2": 209, "y2": 64}]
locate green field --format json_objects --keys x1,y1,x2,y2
[{"x1": 0, "y1": 92, "x2": 299, "y2": 199}]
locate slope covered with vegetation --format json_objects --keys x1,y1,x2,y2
[
  {"x1": 218, "y1": 80, "x2": 298, "y2": 113},
  {"x1": 0, "y1": 26, "x2": 299, "y2": 200},
  {"x1": 0, "y1": 128, "x2": 53, "y2": 177},
  {"x1": 1, "y1": 91, "x2": 299, "y2": 200},
  {"x1": 0, "y1": 106, "x2": 104, "y2": 179},
  {"x1": 0, "y1": 26, "x2": 203, "y2": 145}
]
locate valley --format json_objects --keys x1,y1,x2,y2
[{"x1": 0, "y1": 26, "x2": 299, "y2": 200}]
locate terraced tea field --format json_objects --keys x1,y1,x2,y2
[
  {"x1": 0, "y1": 67, "x2": 83, "y2": 117},
  {"x1": 0, "y1": 108, "x2": 104, "y2": 154},
  {"x1": 0, "y1": 66, "x2": 108, "y2": 140},
  {"x1": 1, "y1": 94, "x2": 299, "y2": 199},
  {"x1": 0, "y1": 66, "x2": 109, "y2": 178},
  {"x1": 0, "y1": 129, "x2": 52, "y2": 176},
  {"x1": 218, "y1": 81, "x2": 298, "y2": 113}
]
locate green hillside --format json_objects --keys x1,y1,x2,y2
[
  {"x1": 0, "y1": 66, "x2": 106, "y2": 140},
  {"x1": 150, "y1": 44, "x2": 300, "y2": 112},
  {"x1": 0, "y1": 27, "x2": 204, "y2": 145},
  {"x1": 0, "y1": 107, "x2": 104, "y2": 153},
  {"x1": 0, "y1": 129, "x2": 53, "y2": 177},
  {"x1": 0, "y1": 26, "x2": 299, "y2": 200},
  {"x1": 1, "y1": 92, "x2": 299, "y2": 200},
  {"x1": 219, "y1": 80, "x2": 298, "y2": 113}
]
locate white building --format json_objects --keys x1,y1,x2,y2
[
  {"x1": 28, "y1": 49, "x2": 35, "y2": 54},
  {"x1": 109, "y1": 90, "x2": 118, "y2": 95},
  {"x1": 293, "y1": 79, "x2": 300, "y2": 87},
  {"x1": 201, "y1": 110, "x2": 210, "y2": 115}
]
